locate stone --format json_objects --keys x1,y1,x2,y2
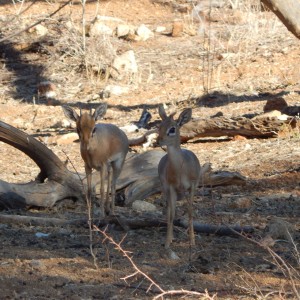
[
  {"x1": 263, "y1": 97, "x2": 288, "y2": 112},
  {"x1": 28, "y1": 24, "x2": 48, "y2": 36},
  {"x1": 116, "y1": 24, "x2": 135, "y2": 37},
  {"x1": 37, "y1": 81, "x2": 56, "y2": 98},
  {"x1": 56, "y1": 132, "x2": 79, "y2": 145},
  {"x1": 89, "y1": 16, "x2": 125, "y2": 36},
  {"x1": 112, "y1": 50, "x2": 138, "y2": 81},
  {"x1": 171, "y1": 20, "x2": 184, "y2": 37},
  {"x1": 102, "y1": 85, "x2": 130, "y2": 96},
  {"x1": 132, "y1": 200, "x2": 157, "y2": 212},
  {"x1": 136, "y1": 24, "x2": 154, "y2": 41}
]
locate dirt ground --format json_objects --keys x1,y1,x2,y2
[{"x1": 0, "y1": 0, "x2": 300, "y2": 299}]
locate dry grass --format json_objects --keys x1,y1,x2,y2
[
  {"x1": 0, "y1": 1, "x2": 300, "y2": 298},
  {"x1": 0, "y1": 0, "x2": 298, "y2": 103}
]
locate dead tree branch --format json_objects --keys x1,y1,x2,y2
[
  {"x1": 261, "y1": 0, "x2": 300, "y2": 40},
  {"x1": 0, "y1": 121, "x2": 245, "y2": 209}
]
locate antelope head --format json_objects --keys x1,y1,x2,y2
[
  {"x1": 62, "y1": 103, "x2": 107, "y2": 148},
  {"x1": 157, "y1": 104, "x2": 192, "y2": 148}
]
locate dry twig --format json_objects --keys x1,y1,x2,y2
[
  {"x1": 94, "y1": 225, "x2": 216, "y2": 299},
  {"x1": 0, "y1": 0, "x2": 72, "y2": 43},
  {"x1": 232, "y1": 228, "x2": 300, "y2": 299}
]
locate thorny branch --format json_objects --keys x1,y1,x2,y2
[
  {"x1": 94, "y1": 225, "x2": 216, "y2": 299},
  {"x1": 94, "y1": 225, "x2": 164, "y2": 294}
]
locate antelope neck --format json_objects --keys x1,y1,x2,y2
[{"x1": 166, "y1": 144, "x2": 184, "y2": 172}]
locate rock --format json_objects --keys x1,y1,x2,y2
[
  {"x1": 264, "y1": 218, "x2": 295, "y2": 243},
  {"x1": 52, "y1": 119, "x2": 73, "y2": 129},
  {"x1": 35, "y1": 232, "x2": 50, "y2": 238},
  {"x1": 111, "y1": 50, "x2": 138, "y2": 81},
  {"x1": 232, "y1": 197, "x2": 252, "y2": 209},
  {"x1": 252, "y1": 110, "x2": 283, "y2": 120},
  {"x1": 217, "y1": 52, "x2": 237, "y2": 60},
  {"x1": 171, "y1": 20, "x2": 184, "y2": 37},
  {"x1": 28, "y1": 24, "x2": 48, "y2": 36},
  {"x1": 90, "y1": 22, "x2": 113, "y2": 36},
  {"x1": 37, "y1": 81, "x2": 56, "y2": 98},
  {"x1": 56, "y1": 132, "x2": 79, "y2": 145},
  {"x1": 116, "y1": 24, "x2": 135, "y2": 38},
  {"x1": 263, "y1": 97, "x2": 288, "y2": 112},
  {"x1": 136, "y1": 24, "x2": 154, "y2": 41},
  {"x1": 166, "y1": 248, "x2": 180, "y2": 260},
  {"x1": 132, "y1": 200, "x2": 157, "y2": 212},
  {"x1": 232, "y1": 135, "x2": 247, "y2": 141},
  {"x1": 102, "y1": 85, "x2": 130, "y2": 96},
  {"x1": 30, "y1": 259, "x2": 46, "y2": 269},
  {"x1": 89, "y1": 15, "x2": 125, "y2": 36},
  {"x1": 155, "y1": 26, "x2": 167, "y2": 33},
  {"x1": 120, "y1": 124, "x2": 139, "y2": 133}
]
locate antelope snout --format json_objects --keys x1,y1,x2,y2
[{"x1": 157, "y1": 137, "x2": 167, "y2": 151}]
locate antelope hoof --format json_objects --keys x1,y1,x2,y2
[{"x1": 165, "y1": 248, "x2": 180, "y2": 260}]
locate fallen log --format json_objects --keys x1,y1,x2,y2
[
  {"x1": 127, "y1": 115, "x2": 299, "y2": 145},
  {"x1": 0, "y1": 212, "x2": 254, "y2": 236},
  {"x1": 0, "y1": 121, "x2": 83, "y2": 208},
  {"x1": 0, "y1": 213, "x2": 85, "y2": 226},
  {"x1": 261, "y1": 0, "x2": 300, "y2": 40},
  {"x1": 180, "y1": 115, "x2": 299, "y2": 142},
  {"x1": 0, "y1": 121, "x2": 245, "y2": 209},
  {"x1": 175, "y1": 219, "x2": 254, "y2": 236}
]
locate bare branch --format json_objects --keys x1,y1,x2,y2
[
  {"x1": 94, "y1": 225, "x2": 217, "y2": 299},
  {"x1": 0, "y1": 0, "x2": 72, "y2": 43}
]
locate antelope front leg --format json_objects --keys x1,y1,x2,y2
[
  {"x1": 100, "y1": 166, "x2": 105, "y2": 217},
  {"x1": 105, "y1": 164, "x2": 113, "y2": 215},
  {"x1": 110, "y1": 175, "x2": 117, "y2": 216},
  {"x1": 187, "y1": 183, "x2": 196, "y2": 246},
  {"x1": 85, "y1": 166, "x2": 93, "y2": 222},
  {"x1": 165, "y1": 188, "x2": 177, "y2": 248}
]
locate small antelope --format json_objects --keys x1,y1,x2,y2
[
  {"x1": 62, "y1": 104, "x2": 129, "y2": 216},
  {"x1": 157, "y1": 105, "x2": 201, "y2": 248}
]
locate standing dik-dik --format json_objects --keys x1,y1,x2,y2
[
  {"x1": 157, "y1": 105, "x2": 201, "y2": 248},
  {"x1": 62, "y1": 104, "x2": 128, "y2": 216}
]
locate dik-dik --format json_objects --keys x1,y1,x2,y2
[
  {"x1": 62, "y1": 104, "x2": 128, "y2": 216},
  {"x1": 157, "y1": 105, "x2": 201, "y2": 248}
]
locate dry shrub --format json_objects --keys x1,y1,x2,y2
[
  {"x1": 194, "y1": 0, "x2": 294, "y2": 94},
  {"x1": 53, "y1": 21, "x2": 121, "y2": 82}
]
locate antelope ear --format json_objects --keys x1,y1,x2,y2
[
  {"x1": 93, "y1": 103, "x2": 108, "y2": 120},
  {"x1": 62, "y1": 105, "x2": 79, "y2": 122},
  {"x1": 177, "y1": 108, "x2": 192, "y2": 127},
  {"x1": 158, "y1": 104, "x2": 167, "y2": 120}
]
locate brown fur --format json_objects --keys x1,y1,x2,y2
[
  {"x1": 62, "y1": 104, "x2": 128, "y2": 216},
  {"x1": 157, "y1": 105, "x2": 201, "y2": 248}
]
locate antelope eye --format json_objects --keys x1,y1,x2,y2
[{"x1": 167, "y1": 127, "x2": 176, "y2": 136}]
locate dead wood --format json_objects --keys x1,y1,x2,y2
[
  {"x1": 128, "y1": 129, "x2": 157, "y2": 146},
  {"x1": 127, "y1": 115, "x2": 299, "y2": 145},
  {"x1": 175, "y1": 219, "x2": 254, "y2": 236},
  {"x1": 179, "y1": 115, "x2": 299, "y2": 141},
  {"x1": 0, "y1": 212, "x2": 254, "y2": 236},
  {"x1": 261, "y1": 0, "x2": 300, "y2": 40},
  {"x1": 0, "y1": 121, "x2": 83, "y2": 208},
  {"x1": 0, "y1": 213, "x2": 85, "y2": 226},
  {"x1": 0, "y1": 121, "x2": 246, "y2": 209}
]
